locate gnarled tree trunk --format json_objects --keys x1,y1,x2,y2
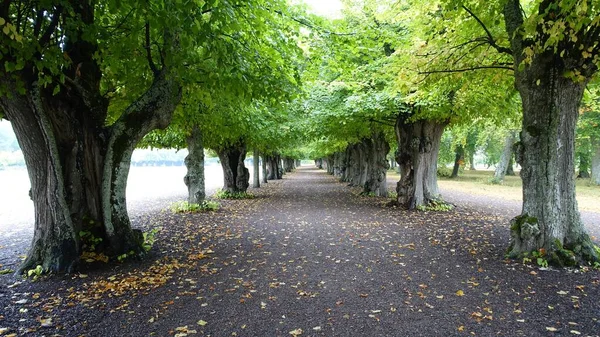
[
  {"x1": 395, "y1": 116, "x2": 447, "y2": 209},
  {"x1": 504, "y1": 0, "x2": 597, "y2": 264},
  {"x1": 0, "y1": 14, "x2": 181, "y2": 273},
  {"x1": 266, "y1": 154, "x2": 282, "y2": 180},
  {"x1": 325, "y1": 155, "x2": 334, "y2": 175},
  {"x1": 362, "y1": 131, "x2": 390, "y2": 196},
  {"x1": 184, "y1": 126, "x2": 205, "y2": 204},
  {"x1": 217, "y1": 142, "x2": 250, "y2": 193}
]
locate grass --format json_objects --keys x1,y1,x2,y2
[{"x1": 387, "y1": 169, "x2": 600, "y2": 213}]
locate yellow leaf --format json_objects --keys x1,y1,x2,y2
[
  {"x1": 546, "y1": 327, "x2": 558, "y2": 332},
  {"x1": 197, "y1": 320, "x2": 207, "y2": 326},
  {"x1": 457, "y1": 326, "x2": 464, "y2": 332},
  {"x1": 39, "y1": 317, "x2": 52, "y2": 327},
  {"x1": 289, "y1": 328, "x2": 303, "y2": 336},
  {"x1": 570, "y1": 331, "x2": 581, "y2": 335},
  {"x1": 455, "y1": 290, "x2": 464, "y2": 296}
]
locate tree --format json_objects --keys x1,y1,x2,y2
[
  {"x1": 0, "y1": 1, "x2": 208, "y2": 273},
  {"x1": 426, "y1": 0, "x2": 600, "y2": 263}
]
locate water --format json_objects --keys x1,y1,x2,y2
[{"x1": 0, "y1": 164, "x2": 259, "y2": 235}]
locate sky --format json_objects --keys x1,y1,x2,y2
[{"x1": 300, "y1": 0, "x2": 343, "y2": 18}]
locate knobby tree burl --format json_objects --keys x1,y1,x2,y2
[{"x1": 0, "y1": 1, "x2": 197, "y2": 273}]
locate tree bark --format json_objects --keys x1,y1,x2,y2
[
  {"x1": 362, "y1": 131, "x2": 390, "y2": 196},
  {"x1": 325, "y1": 156, "x2": 334, "y2": 175},
  {"x1": 450, "y1": 145, "x2": 464, "y2": 178},
  {"x1": 504, "y1": 0, "x2": 598, "y2": 264},
  {"x1": 591, "y1": 136, "x2": 600, "y2": 185},
  {"x1": 0, "y1": 13, "x2": 181, "y2": 273},
  {"x1": 493, "y1": 131, "x2": 516, "y2": 183},
  {"x1": 253, "y1": 149, "x2": 260, "y2": 188},
  {"x1": 261, "y1": 155, "x2": 268, "y2": 184},
  {"x1": 395, "y1": 116, "x2": 447, "y2": 209},
  {"x1": 184, "y1": 126, "x2": 205, "y2": 204},
  {"x1": 217, "y1": 142, "x2": 250, "y2": 193},
  {"x1": 266, "y1": 154, "x2": 282, "y2": 180}
]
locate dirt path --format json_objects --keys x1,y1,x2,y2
[{"x1": 1, "y1": 167, "x2": 599, "y2": 337}]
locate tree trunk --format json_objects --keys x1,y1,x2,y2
[
  {"x1": 363, "y1": 131, "x2": 390, "y2": 196},
  {"x1": 253, "y1": 149, "x2": 260, "y2": 188},
  {"x1": 1, "y1": 65, "x2": 180, "y2": 274},
  {"x1": 267, "y1": 155, "x2": 282, "y2": 180},
  {"x1": 591, "y1": 136, "x2": 600, "y2": 185},
  {"x1": 503, "y1": 0, "x2": 598, "y2": 264},
  {"x1": 494, "y1": 131, "x2": 516, "y2": 183},
  {"x1": 261, "y1": 155, "x2": 268, "y2": 184},
  {"x1": 450, "y1": 145, "x2": 464, "y2": 178},
  {"x1": 468, "y1": 151, "x2": 476, "y2": 170},
  {"x1": 184, "y1": 126, "x2": 205, "y2": 204},
  {"x1": 217, "y1": 142, "x2": 250, "y2": 193},
  {"x1": 395, "y1": 117, "x2": 447, "y2": 209},
  {"x1": 325, "y1": 156, "x2": 334, "y2": 175}
]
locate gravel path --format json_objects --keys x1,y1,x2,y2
[{"x1": 1, "y1": 167, "x2": 599, "y2": 336}]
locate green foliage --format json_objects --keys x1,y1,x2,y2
[
  {"x1": 142, "y1": 228, "x2": 160, "y2": 253},
  {"x1": 170, "y1": 200, "x2": 220, "y2": 213},
  {"x1": 214, "y1": 189, "x2": 255, "y2": 200},
  {"x1": 79, "y1": 231, "x2": 103, "y2": 252},
  {"x1": 0, "y1": 268, "x2": 14, "y2": 275},
  {"x1": 25, "y1": 265, "x2": 44, "y2": 282},
  {"x1": 437, "y1": 166, "x2": 453, "y2": 178},
  {"x1": 416, "y1": 200, "x2": 454, "y2": 212}
]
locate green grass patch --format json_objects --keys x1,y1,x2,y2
[
  {"x1": 214, "y1": 189, "x2": 255, "y2": 200},
  {"x1": 170, "y1": 200, "x2": 220, "y2": 213}
]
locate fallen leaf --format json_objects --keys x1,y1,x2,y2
[
  {"x1": 39, "y1": 317, "x2": 52, "y2": 327},
  {"x1": 546, "y1": 327, "x2": 558, "y2": 332},
  {"x1": 289, "y1": 328, "x2": 303, "y2": 336},
  {"x1": 455, "y1": 290, "x2": 464, "y2": 297},
  {"x1": 197, "y1": 320, "x2": 207, "y2": 326}
]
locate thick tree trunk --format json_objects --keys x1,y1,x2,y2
[
  {"x1": 253, "y1": 149, "x2": 260, "y2": 188},
  {"x1": 395, "y1": 117, "x2": 447, "y2": 209},
  {"x1": 1, "y1": 66, "x2": 180, "y2": 274},
  {"x1": 283, "y1": 157, "x2": 294, "y2": 173},
  {"x1": 362, "y1": 131, "x2": 390, "y2": 196},
  {"x1": 504, "y1": 0, "x2": 598, "y2": 265},
  {"x1": 266, "y1": 155, "x2": 282, "y2": 180},
  {"x1": 450, "y1": 145, "x2": 464, "y2": 178},
  {"x1": 494, "y1": 131, "x2": 516, "y2": 183},
  {"x1": 217, "y1": 142, "x2": 250, "y2": 193},
  {"x1": 261, "y1": 155, "x2": 268, "y2": 184},
  {"x1": 591, "y1": 137, "x2": 600, "y2": 185},
  {"x1": 184, "y1": 127, "x2": 205, "y2": 204},
  {"x1": 325, "y1": 156, "x2": 334, "y2": 175}
]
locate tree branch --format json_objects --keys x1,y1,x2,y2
[
  {"x1": 38, "y1": 5, "x2": 62, "y2": 47},
  {"x1": 419, "y1": 65, "x2": 514, "y2": 74},
  {"x1": 462, "y1": 5, "x2": 512, "y2": 55},
  {"x1": 145, "y1": 22, "x2": 159, "y2": 75}
]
